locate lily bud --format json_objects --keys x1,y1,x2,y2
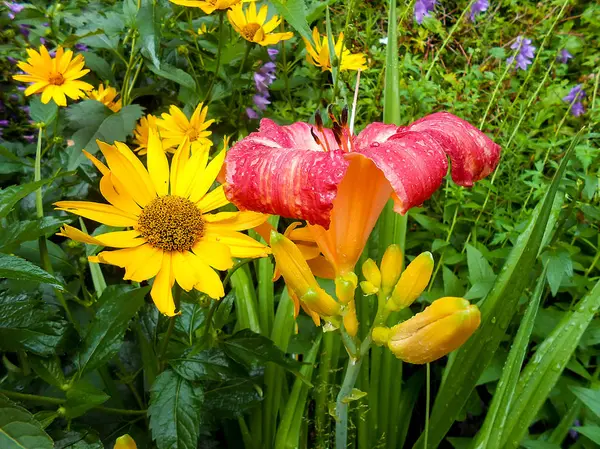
[
  {"x1": 362, "y1": 258, "x2": 381, "y2": 289},
  {"x1": 343, "y1": 300, "x2": 358, "y2": 337},
  {"x1": 388, "y1": 252, "x2": 434, "y2": 311},
  {"x1": 385, "y1": 297, "x2": 480, "y2": 364},
  {"x1": 114, "y1": 434, "x2": 137, "y2": 449},
  {"x1": 271, "y1": 231, "x2": 340, "y2": 317},
  {"x1": 360, "y1": 280, "x2": 379, "y2": 296},
  {"x1": 380, "y1": 244, "x2": 403, "y2": 294},
  {"x1": 335, "y1": 272, "x2": 358, "y2": 304}
]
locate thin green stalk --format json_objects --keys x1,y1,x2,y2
[
  {"x1": 424, "y1": 363, "x2": 431, "y2": 449},
  {"x1": 549, "y1": 401, "x2": 581, "y2": 445},
  {"x1": 280, "y1": 34, "x2": 294, "y2": 119},
  {"x1": 331, "y1": 0, "x2": 357, "y2": 101},
  {"x1": 158, "y1": 285, "x2": 181, "y2": 368},
  {"x1": 315, "y1": 331, "x2": 335, "y2": 448},
  {"x1": 205, "y1": 12, "x2": 225, "y2": 103},
  {"x1": 424, "y1": 0, "x2": 476, "y2": 81},
  {"x1": 121, "y1": 34, "x2": 138, "y2": 106},
  {"x1": 335, "y1": 356, "x2": 363, "y2": 449}
]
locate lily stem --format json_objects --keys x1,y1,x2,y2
[{"x1": 205, "y1": 12, "x2": 225, "y2": 103}]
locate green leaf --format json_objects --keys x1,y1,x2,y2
[
  {"x1": 570, "y1": 386, "x2": 600, "y2": 419},
  {"x1": 147, "y1": 63, "x2": 195, "y2": 90},
  {"x1": 29, "y1": 355, "x2": 66, "y2": 388},
  {"x1": 0, "y1": 394, "x2": 54, "y2": 449},
  {"x1": 0, "y1": 217, "x2": 69, "y2": 253},
  {"x1": 81, "y1": 52, "x2": 116, "y2": 85},
  {"x1": 466, "y1": 244, "x2": 496, "y2": 284},
  {"x1": 576, "y1": 426, "x2": 600, "y2": 444},
  {"x1": 170, "y1": 348, "x2": 245, "y2": 382},
  {"x1": 0, "y1": 292, "x2": 67, "y2": 356},
  {"x1": 0, "y1": 180, "x2": 51, "y2": 220},
  {"x1": 500, "y1": 279, "x2": 600, "y2": 448},
  {"x1": 78, "y1": 285, "x2": 149, "y2": 376},
  {"x1": 64, "y1": 381, "x2": 109, "y2": 419},
  {"x1": 222, "y1": 329, "x2": 308, "y2": 384},
  {"x1": 67, "y1": 103, "x2": 144, "y2": 170},
  {"x1": 0, "y1": 253, "x2": 65, "y2": 290},
  {"x1": 137, "y1": 1, "x2": 160, "y2": 68},
  {"x1": 53, "y1": 429, "x2": 103, "y2": 449},
  {"x1": 29, "y1": 97, "x2": 58, "y2": 125},
  {"x1": 148, "y1": 370, "x2": 203, "y2": 449},
  {"x1": 472, "y1": 268, "x2": 547, "y2": 449},
  {"x1": 542, "y1": 248, "x2": 573, "y2": 296},
  {"x1": 383, "y1": 0, "x2": 400, "y2": 125},
  {"x1": 414, "y1": 139, "x2": 578, "y2": 449},
  {"x1": 269, "y1": 0, "x2": 313, "y2": 45}
]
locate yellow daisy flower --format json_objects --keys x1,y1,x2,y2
[
  {"x1": 13, "y1": 45, "x2": 93, "y2": 107},
  {"x1": 133, "y1": 115, "x2": 168, "y2": 155},
  {"x1": 227, "y1": 3, "x2": 293, "y2": 46},
  {"x1": 87, "y1": 84, "x2": 122, "y2": 113},
  {"x1": 304, "y1": 28, "x2": 367, "y2": 72},
  {"x1": 55, "y1": 134, "x2": 270, "y2": 316},
  {"x1": 156, "y1": 103, "x2": 214, "y2": 153},
  {"x1": 169, "y1": 0, "x2": 242, "y2": 15}
]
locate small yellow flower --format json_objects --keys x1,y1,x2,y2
[
  {"x1": 133, "y1": 115, "x2": 167, "y2": 155},
  {"x1": 87, "y1": 84, "x2": 122, "y2": 113},
  {"x1": 374, "y1": 297, "x2": 481, "y2": 364},
  {"x1": 388, "y1": 252, "x2": 434, "y2": 312},
  {"x1": 157, "y1": 103, "x2": 214, "y2": 153},
  {"x1": 13, "y1": 45, "x2": 93, "y2": 107},
  {"x1": 55, "y1": 134, "x2": 270, "y2": 316},
  {"x1": 227, "y1": 3, "x2": 293, "y2": 46},
  {"x1": 169, "y1": 0, "x2": 242, "y2": 15},
  {"x1": 380, "y1": 244, "x2": 403, "y2": 294},
  {"x1": 198, "y1": 23, "x2": 216, "y2": 35},
  {"x1": 304, "y1": 27, "x2": 367, "y2": 72},
  {"x1": 114, "y1": 434, "x2": 137, "y2": 449}
]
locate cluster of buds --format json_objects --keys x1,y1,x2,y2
[{"x1": 363, "y1": 246, "x2": 480, "y2": 364}]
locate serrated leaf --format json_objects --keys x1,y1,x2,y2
[
  {"x1": 0, "y1": 394, "x2": 54, "y2": 449},
  {"x1": 53, "y1": 428, "x2": 103, "y2": 449},
  {"x1": 149, "y1": 370, "x2": 203, "y2": 449},
  {"x1": 78, "y1": 285, "x2": 149, "y2": 376},
  {"x1": 0, "y1": 292, "x2": 67, "y2": 356},
  {"x1": 269, "y1": 0, "x2": 313, "y2": 45},
  {"x1": 64, "y1": 381, "x2": 109, "y2": 419},
  {"x1": 414, "y1": 139, "x2": 578, "y2": 449},
  {"x1": 0, "y1": 179, "x2": 51, "y2": 220},
  {"x1": 0, "y1": 217, "x2": 70, "y2": 253},
  {"x1": 222, "y1": 329, "x2": 308, "y2": 384},
  {"x1": 170, "y1": 348, "x2": 245, "y2": 382},
  {"x1": 0, "y1": 253, "x2": 65, "y2": 290},
  {"x1": 29, "y1": 97, "x2": 58, "y2": 125},
  {"x1": 570, "y1": 386, "x2": 600, "y2": 419}
]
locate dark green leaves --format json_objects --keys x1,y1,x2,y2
[
  {"x1": 269, "y1": 0, "x2": 313, "y2": 44},
  {"x1": 148, "y1": 370, "x2": 203, "y2": 449},
  {"x1": 0, "y1": 218, "x2": 69, "y2": 253},
  {"x1": 136, "y1": 1, "x2": 160, "y2": 67},
  {"x1": 0, "y1": 253, "x2": 65, "y2": 290},
  {"x1": 0, "y1": 395, "x2": 54, "y2": 448},
  {"x1": 78, "y1": 285, "x2": 149, "y2": 376},
  {"x1": 0, "y1": 180, "x2": 50, "y2": 220},
  {"x1": 0, "y1": 293, "x2": 67, "y2": 355},
  {"x1": 63, "y1": 382, "x2": 109, "y2": 419},
  {"x1": 170, "y1": 348, "x2": 245, "y2": 382},
  {"x1": 570, "y1": 386, "x2": 600, "y2": 419},
  {"x1": 147, "y1": 63, "x2": 196, "y2": 90},
  {"x1": 29, "y1": 97, "x2": 58, "y2": 125},
  {"x1": 222, "y1": 329, "x2": 306, "y2": 382}
]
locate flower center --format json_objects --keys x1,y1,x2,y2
[
  {"x1": 186, "y1": 128, "x2": 199, "y2": 142},
  {"x1": 242, "y1": 23, "x2": 262, "y2": 40},
  {"x1": 48, "y1": 73, "x2": 65, "y2": 86},
  {"x1": 136, "y1": 195, "x2": 205, "y2": 252}
]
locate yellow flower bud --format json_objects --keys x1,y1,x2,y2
[
  {"x1": 360, "y1": 280, "x2": 378, "y2": 295},
  {"x1": 114, "y1": 434, "x2": 137, "y2": 449},
  {"x1": 361, "y1": 258, "x2": 381, "y2": 289},
  {"x1": 380, "y1": 244, "x2": 403, "y2": 293},
  {"x1": 388, "y1": 252, "x2": 434, "y2": 311},
  {"x1": 335, "y1": 272, "x2": 358, "y2": 304},
  {"x1": 372, "y1": 326, "x2": 390, "y2": 345},
  {"x1": 386, "y1": 297, "x2": 480, "y2": 364},
  {"x1": 271, "y1": 231, "x2": 340, "y2": 317},
  {"x1": 343, "y1": 299, "x2": 358, "y2": 337}
]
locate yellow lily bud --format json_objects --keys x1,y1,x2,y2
[
  {"x1": 386, "y1": 297, "x2": 480, "y2": 364},
  {"x1": 360, "y1": 280, "x2": 378, "y2": 295},
  {"x1": 343, "y1": 299, "x2": 358, "y2": 337},
  {"x1": 372, "y1": 326, "x2": 390, "y2": 346},
  {"x1": 114, "y1": 434, "x2": 137, "y2": 449},
  {"x1": 335, "y1": 272, "x2": 358, "y2": 304},
  {"x1": 380, "y1": 244, "x2": 403, "y2": 294},
  {"x1": 271, "y1": 231, "x2": 340, "y2": 317},
  {"x1": 361, "y1": 258, "x2": 381, "y2": 288},
  {"x1": 388, "y1": 252, "x2": 434, "y2": 312}
]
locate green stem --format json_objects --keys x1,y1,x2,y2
[
  {"x1": 0, "y1": 390, "x2": 146, "y2": 415},
  {"x1": 158, "y1": 285, "x2": 181, "y2": 368},
  {"x1": 315, "y1": 331, "x2": 335, "y2": 448},
  {"x1": 424, "y1": 363, "x2": 431, "y2": 449},
  {"x1": 335, "y1": 356, "x2": 363, "y2": 449},
  {"x1": 424, "y1": 0, "x2": 476, "y2": 81},
  {"x1": 205, "y1": 12, "x2": 225, "y2": 103}
]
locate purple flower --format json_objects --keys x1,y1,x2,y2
[
  {"x1": 74, "y1": 43, "x2": 88, "y2": 52},
  {"x1": 4, "y1": 2, "x2": 24, "y2": 19},
  {"x1": 17, "y1": 85, "x2": 25, "y2": 92},
  {"x1": 507, "y1": 36, "x2": 535, "y2": 71},
  {"x1": 7, "y1": 56, "x2": 17, "y2": 64},
  {"x1": 414, "y1": 0, "x2": 437, "y2": 24},
  {"x1": 569, "y1": 419, "x2": 581, "y2": 440},
  {"x1": 21, "y1": 106, "x2": 30, "y2": 114},
  {"x1": 563, "y1": 84, "x2": 586, "y2": 116},
  {"x1": 0, "y1": 120, "x2": 9, "y2": 127},
  {"x1": 557, "y1": 49, "x2": 572, "y2": 64},
  {"x1": 246, "y1": 107, "x2": 259, "y2": 119},
  {"x1": 267, "y1": 48, "x2": 279, "y2": 61},
  {"x1": 24, "y1": 134, "x2": 35, "y2": 143},
  {"x1": 470, "y1": 0, "x2": 489, "y2": 21},
  {"x1": 18, "y1": 24, "x2": 30, "y2": 37},
  {"x1": 253, "y1": 94, "x2": 271, "y2": 111}
]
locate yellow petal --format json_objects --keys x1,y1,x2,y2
[
  {"x1": 191, "y1": 240, "x2": 233, "y2": 270},
  {"x1": 54, "y1": 201, "x2": 138, "y2": 227},
  {"x1": 196, "y1": 186, "x2": 229, "y2": 213},
  {"x1": 147, "y1": 127, "x2": 170, "y2": 196},
  {"x1": 380, "y1": 244, "x2": 403, "y2": 293},
  {"x1": 203, "y1": 211, "x2": 268, "y2": 231},
  {"x1": 95, "y1": 244, "x2": 163, "y2": 282},
  {"x1": 83, "y1": 150, "x2": 110, "y2": 176},
  {"x1": 151, "y1": 252, "x2": 176, "y2": 316},
  {"x1": 203, "y1": 228, "x2": 270, "y2": 259},
  {"x1": 187, "y1": 148, "x2": 226, "y2": 203},
  {"x1": 361, "y1": 258, "x2": 381, "y2": 288},
  {"x1": 114, "y1": 434, "x2": 137, "y2": 449},
  {"x1": 99, "y1": 174, "x2": 142, "y2": 216},
  {"x1": 170, "y1": 138, "x2": 192, "y2": 197},
  {"x1": 389, "y1": 252, "x2": 434, "y2": 311},
  {"x1": 58, "y1": 225, "x2": 144, "y2": 248}
]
